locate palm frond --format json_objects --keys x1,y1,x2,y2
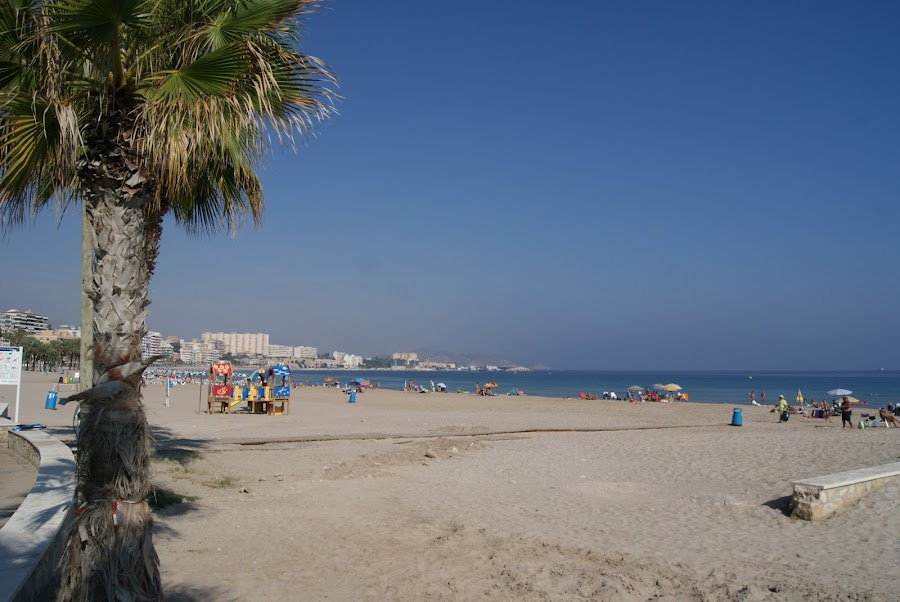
[
  {"x1": 155, "y1": 44, "x2": 247, "y2": 101},
  {"x1": 0, "y1": 92, "x2": 80, "y2": 225},
  {"x1": 203, "y1": 0, "x2": 302, "y2": 49},
  {"x1": 47, "y1": 0, "x2": 149, "y2": 43}
]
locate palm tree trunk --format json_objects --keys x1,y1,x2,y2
[
  {"x1": 79, "y1": 200, "x2": 93, "y2": 393},
  {"x1": 58, "y1": 127, "x2": 163, "y2": 600}
]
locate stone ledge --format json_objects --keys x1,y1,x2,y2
[
  {"x1": 789, "y1": 462, "x2": 900, "y2": 521},
  {"x1": 0, "y1": 430, "x2": 75, "y2": 602}
]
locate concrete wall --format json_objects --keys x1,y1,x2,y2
[{"x1": 0, "y1": 430, "x2": 75, "y2": 602}]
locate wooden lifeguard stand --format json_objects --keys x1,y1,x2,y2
[{"x1": 207, "y1": 362, "x2": 236, "y2": 413}]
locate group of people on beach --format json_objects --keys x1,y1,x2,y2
[{"x1": 771, "y1": 393, "x2": 900, "y2": 429}]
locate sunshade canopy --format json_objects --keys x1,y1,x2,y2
[{"x1": 827, "y1": 388, "x2": 852, "y2": 396}]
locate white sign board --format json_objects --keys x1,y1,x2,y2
[
  {"x1": 0, "y1": 346, "x2": 22, "y2": 385},
  {"x1": 0, "y1": 346, "x2": 23, "y2": 423}
]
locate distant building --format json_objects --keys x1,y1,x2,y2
[
  {"x1": 179, "y1": 339, "x2": 221, "y2": 364},
  {"x1": 293, "y1": 346, "x2": 317, "y2": 360},
  {"x1": 392, "y1": 352, "x2": 418, "y2": 363},
  {"x1": 1, "y1": 309, "x2": 50, "y2": 335},
  {"x1": 34, "y1": 324, "x2": 81, "y2": 343},
  {"x1": 341, "y1": 354, "x2": 363, "y2": 369},
  {"x1": 141, "y1": 331, "x2": 163, "y2": 356},
  {"x1": 202, "y1": 332, "x2": 270, "y2": 356},
  {"x1": 330, "y1": 351, "x2": 362, "y2": 369},
  {"x1": 418, "y1": 361, "x2": 456, "y2": 370},
  {"x1": 267, "y1": 344, "x2": 293, "y2": 358}
]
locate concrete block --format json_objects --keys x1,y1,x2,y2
[{"x1": 790, "y1": 462, "x2": 900, "y2": 521}]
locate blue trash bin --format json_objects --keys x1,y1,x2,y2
[
  {"x1": 348, "y1": 392, "x2": 357, "y2": 403},
  {"x1": 45, "y1": 391, "x2": 58, "y2": 410},
  {"x1": 731, "y1": 407, "x2": 743, "y2": 426}
]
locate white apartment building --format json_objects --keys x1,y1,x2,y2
[
  {"x1": 392, "y1": 352, "x2": 418, "y2": 363},
  {"x1": 202, "y1": 332, "x2": 270, "y2": 356},
  {"x1": 1, "y1": 309, "x2": 50, "y2": 335},
  {"x1": 335, "y1": 353, "x2": 363, "y2": 369},
  {"x1": 141, "y1": 331, "x2": 163, "y2": 356},
  {"x1": 293, "y1": 346, "x2": 318, "y2": 360},
  {"x1": 344, "y1": 354, "x2": 363, "y2": 369},
  {"x1": 267, "y1": 344, "x2": 293, "y2": 358}
]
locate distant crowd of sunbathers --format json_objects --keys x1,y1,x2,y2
[{"x1": 575, "y1": 389, "x2": 687, "y2": 403}]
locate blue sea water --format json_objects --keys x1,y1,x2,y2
[{"x1": 293, "y1": 369, "x2": 900, "y2": 407}]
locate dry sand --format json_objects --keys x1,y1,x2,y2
[{"x1": 9, "y1": 372, "x2": 900, "y2": 601}]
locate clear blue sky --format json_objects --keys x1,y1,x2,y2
[{"x1": 2, "y1": 1, "x2": 899, "y2": 370}]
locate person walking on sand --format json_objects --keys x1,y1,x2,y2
[
  {"x1": 821, "y1": 399, "x2": 832, "y2": 422},
  {"x1": 776, "y1": 395, "x2": 789, "y2": 422},
  {"x1": 840, "y1": 396, "x2": 853, "y2": 429}
]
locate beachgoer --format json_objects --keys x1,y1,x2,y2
[
  {"x1": 475, "y1": 382, "x2": 483, "y2": 396},
  {"x1": 749, "y1": 390, "x2": 755, "y2": 404},
  {"x1": 760, "y1": 391, "x2": 767, "y2": 405},
  {"x1": 879, "y1": 408, "x2": 898, "y2": 428},
  {"x1": 840, "y1": 396, "x2": 853, "y2": 428},
  {"x1": 776, "y1": 395, "x2": 789, "y2": 422},
  {"x1": 821, "y1": 399, "x2": 832, "y2": 422}
]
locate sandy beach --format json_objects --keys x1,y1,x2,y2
[{"x1": 7, "y1": 372, "x2": 900, "y2": 601}]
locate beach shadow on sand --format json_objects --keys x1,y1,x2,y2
[
  {"x1": 762, "y1": 495, "x2": 793, "y2": 516},
  {"x1": 164, "y1": 584, "x2": 238, "y2": 601},
  {"x1": 150, "y1": 424, "x2": 213, "y2": 453}
]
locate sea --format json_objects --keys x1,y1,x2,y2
[{"x1": 289, "y1": 369, "x2": 900, "y2": 407}]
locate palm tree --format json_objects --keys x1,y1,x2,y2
[{"x1": 0, "y1": 1, "x2": 335, "y2": 599}]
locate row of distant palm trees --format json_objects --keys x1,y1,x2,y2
[{"x1": 3, "y1": 329, "x2": 80, "y2": 371}]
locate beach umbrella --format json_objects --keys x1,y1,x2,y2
[
  {"x1": 662, "y1": 383, "x2": 682, "y2": 391},
  {"x1": 796, "y1": 389, "x2": 804, "y2": 403},
  {"x1": 484, "y1": 382, "x2": 498, "y2": 388},
  {"x1": 627, "y1": 385, "x2": 643, "y2": 392},
  {"x1": 323, "y1": 377, "x2": 335, "y2": 382},
  {"x1": 652, "y1": 383, "x2": 665, "y2": 390},
  {"x1": 827, "y1": 388, "x2": 852, "y2": 396},
  {"x1": 436, "y1": 383, "x2": 446, "y2": 388}
]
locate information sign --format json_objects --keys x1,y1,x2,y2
[
  {"x1": 0, "y1": 346, "x2": 23, "y2": 423},
  {"x1": 0, "y1": 346, "x2": 22, "y2": 385}
]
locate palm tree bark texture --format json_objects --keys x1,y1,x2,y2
[{"x1": 58, "y1": 108, "x2": 164, "y2": 601}]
